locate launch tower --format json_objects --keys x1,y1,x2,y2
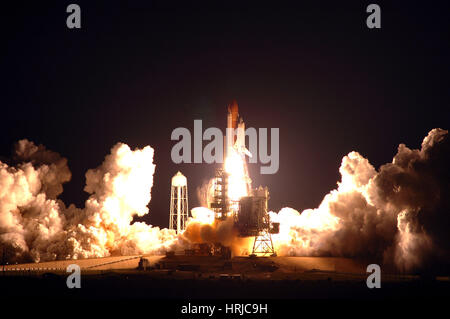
[{"x1": 208, "y1": 101, "x2": 279, "y2": 256}]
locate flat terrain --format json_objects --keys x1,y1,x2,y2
[
  {"x1": 1, "y1": 255, "x2": 448, "y2": 299},
  {"x1": 1, "y1": 255, "x2": 163, "y2": 271},
  {"x1": 0, "y1": 255, "x2": 371, "y2": 273}
]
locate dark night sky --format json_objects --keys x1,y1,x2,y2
[{"x1": 1, "y1": 1, "x2": 449, "y2": 228}]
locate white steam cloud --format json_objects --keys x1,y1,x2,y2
[
  {"x1": 271, "y1": 128, "x2": 450, "y2": 272},
  {"x1": 0, "y1": 140, "x2": 177, "y2": 263}
]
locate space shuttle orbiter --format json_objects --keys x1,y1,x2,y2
[{"x1": 226, "y1": 100, "x2": 252, "y2": 158}]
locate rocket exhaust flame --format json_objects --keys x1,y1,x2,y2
[
  {"x1": 224, "y1": 101, "x2": 252, "y2": 202},
  {"x1": 224, "y1": 150, "x2": 249, "y2": 201}
]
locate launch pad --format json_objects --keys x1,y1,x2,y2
[{"x1": 209, "y1": 168, "x2": 279, "y2": 257}]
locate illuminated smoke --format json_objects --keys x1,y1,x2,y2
[
  {"x1": 185, "y1": 145, "x2": 254, "y2": 256},
  {"x1": 182, "y1": 207, "x2": 252, "y2": 256},
  {"x1": 0, "y1": 140, "x2": 178, "y2": 263},
  {"x1": 271, "y1": 128, "x2": 450, "y2": 272},
  {"x1": 196, "y1": 179, "x2": 215, "y2": 208}
]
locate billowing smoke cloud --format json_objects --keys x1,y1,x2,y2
[
  {"x1": 0, "y1": 140, "x2": 178, "y2": 263},
  {"x1": 182, "y1": 207, "x2": 252, "y2": 256},
  {"x1": 271, "y1": 128, "x2": 450, "y2": 272},
  {"x1": 14, "y1": 139, "x2": 72, "y2": 199},
  {"x1": 196, "y1": 179, "x2": 214, "y2": 208}
]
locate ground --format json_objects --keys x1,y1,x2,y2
[{"x1": 1, "y1": 255, "x2": 448, "y2": 300}]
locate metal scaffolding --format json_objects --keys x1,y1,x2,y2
[
  {"x1": 169, "y1": 171, "x2": 189, "y2": 234},
  {"x1": 252, "y1": 230, "x2": 276, "y2": 256}
]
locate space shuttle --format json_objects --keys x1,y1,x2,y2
[{"x1": 226, "y1": 100, "x2": 252, "y2": 158}]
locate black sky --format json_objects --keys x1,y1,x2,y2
[{"x1": 1, "y1": 1, "x2": 449, "y2": 228}]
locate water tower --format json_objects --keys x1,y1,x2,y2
[{"x1": 169, "y1": 171, "x2": 189, "y2": 234}]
